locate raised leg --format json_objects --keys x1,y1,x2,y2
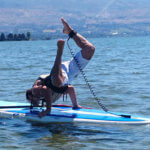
[
  {"x1": 72, "y1": 33, "x2": 95, "y2": 60},
  {"x1": 61, "y1": 18, "x2": 95, "y2": 60},
  {"x1": 50, "y1": 40, "x2": 65, "y2": 87}
]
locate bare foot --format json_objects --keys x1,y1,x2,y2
[
  {"x1": 61, "y1": 18, "x2": 72, "y2": 34},
  {"x1": 57, "y1": 39, "x2": 65, "y2": 54}
]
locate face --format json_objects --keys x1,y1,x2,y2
[{"x1": 28, "y1": 93, "x2": 40, "y2": 106}]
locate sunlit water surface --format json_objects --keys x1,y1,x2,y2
[{"x1": 0, "y1": 36, "x2": 150, "y2": 149}]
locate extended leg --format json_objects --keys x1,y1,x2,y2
[{"x1": 50, "y1": 40, "x2": 65, "y2": 87}]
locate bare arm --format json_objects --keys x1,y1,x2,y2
[
  {"x1": 66, "y1": 85, "x2": 81, "y2": 109},
  {"x1": 32, "y1": 86, "x2": 52, "y2": 118}
]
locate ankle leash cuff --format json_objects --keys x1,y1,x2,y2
[{"x1": 69, "y1": 30, "x2": 77, "y2": 38}]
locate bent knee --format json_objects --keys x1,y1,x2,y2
[
  {"x1": 90, "y1": 44, "x2": 95, "y2": 54},
  {"x1": 82, "y1": 44, "x2": 95, "y2": 60}
]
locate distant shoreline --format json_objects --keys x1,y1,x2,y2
[
  {"x1": 1, "y1": 33, "x2": 150, "y2": 42},
  {"x1": 0, "y1": 32, "x2": 31, "y2": 42}
]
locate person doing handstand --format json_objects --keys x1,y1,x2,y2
[{"x1": 26, "y1": 18, "x2": 95, "y2": 118}]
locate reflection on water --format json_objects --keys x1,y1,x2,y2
[
  {"x1": 1, "y1": 117, "x2": 150, "y2": 149},
  {"x1": 0, "y1": 118, "x2": 136, "y2": 149}
]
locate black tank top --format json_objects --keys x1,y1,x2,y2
[{"x1": 38, "y1": 75, "x2": 68, "y2": 94}]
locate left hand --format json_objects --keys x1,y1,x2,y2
[
  {"x1": 38, "y1": 109, "x2": 50, "y2": 118},
  {"x1": 72, "y1": 105, "x2": 91, "y2": 109},
  {"x1": 72, "y1": 105, "x2": 83, "y2": 109}
]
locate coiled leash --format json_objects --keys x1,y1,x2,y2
[{"x1": 67, "y1": 30, "x2": 131, "y2": 118}]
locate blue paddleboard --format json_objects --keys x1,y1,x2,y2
[{"x1": 0, "y1": 100, "x2": 150, "y2": 125}]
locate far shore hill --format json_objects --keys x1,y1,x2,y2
[{"x1": 1, "y1": 0, "x2": 150, "y2": 40}]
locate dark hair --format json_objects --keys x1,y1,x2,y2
[{"x1": 26, "y1": 89, "x2": 33, "y2": 100}]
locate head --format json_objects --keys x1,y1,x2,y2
[{"x1": 26, "y1": 88, "x2": 40, "y2": 106}]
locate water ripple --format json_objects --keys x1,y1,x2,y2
[{"x1": 1, "y1": 37, "x2": 150, "y2": 149}]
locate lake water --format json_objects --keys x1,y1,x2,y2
[{"x1": 0, "y1": 36, "x2": 150, "y2": 149}]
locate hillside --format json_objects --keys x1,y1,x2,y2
[{"x1": 0, "y1": 0, "x2": 150, "y2": 39}]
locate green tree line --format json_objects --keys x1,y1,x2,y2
[{"x1": 0, "y1": 32, "x2": 31, "y2": 41}]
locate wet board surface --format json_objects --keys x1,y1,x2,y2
[{"x1": 0, "y1": 101, "x2": 150, "y2": 125}]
